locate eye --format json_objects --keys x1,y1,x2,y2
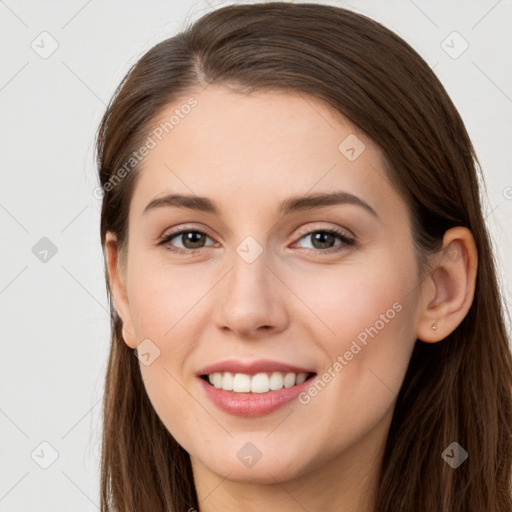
[
  {"x1": 157, "y1": 226, "x2": 356, "y2": 255},
  {"x1": 292, "y1": 227, "x2": 355, "y2": 253},
  {"x1": 157, "y1": 228, "x2": 216, "y2": 254}
]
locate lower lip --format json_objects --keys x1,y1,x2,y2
[{"x1": 199, "y1": 377, "x2": 314, "y2": 417}]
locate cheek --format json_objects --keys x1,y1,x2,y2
[
  {"x1": 286, "y1": 259, "x2": 418, "y2": 453},
  {"x1": 287, "y1": 254, "x2": 419, "y2": 384},
  {"x1": 124, "y1": 254, "x2": 214, "y2": 429},
  {"x1": 127, "y1": 252, "x2": 212, "y2": 340}
]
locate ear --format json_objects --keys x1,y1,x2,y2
[
  {"x1": 416, "y1": 226, "x2": 478, "y2": 343},
  {"x1": 104, "y1": 232, "x2": 137, "y2": 349}
]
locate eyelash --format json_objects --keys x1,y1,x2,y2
[{"x1": 157, "y1": 225, "x2": 356, "y2": 256}]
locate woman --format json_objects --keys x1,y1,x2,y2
[{"x1": 96, "y1": 2, "x2": 512, "y2": 511}]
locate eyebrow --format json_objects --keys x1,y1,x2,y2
[{"x1": 143, "y1": 191, "x2": 378, "y2": 218}]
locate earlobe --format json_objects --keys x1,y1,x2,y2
[
  {"x1": 416, "y1": 226, "x2": 478, "y2": 343},
  {"x1": 104, "y1": 232, "x2": 137, "y2": 349}
]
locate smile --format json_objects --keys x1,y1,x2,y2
[
  {"x1": 197, "y1": 360, "x2": 318, "y2": 417},
  {"x1": 203, "y1": 371, "x2": 314, "y2": 393}
]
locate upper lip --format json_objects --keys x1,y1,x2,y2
[{"x1": 198, "y1": 359, "x2": 316, "y2": 376}]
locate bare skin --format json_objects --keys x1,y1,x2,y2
[{"x1": 105, "y1": 84, "x2": 477, "y2": 512}]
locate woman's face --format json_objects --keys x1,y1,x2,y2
[{"x1": 111, "y1": 84, "x2": 428, "y2": 488}]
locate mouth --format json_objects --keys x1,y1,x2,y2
[
  {"x1": 200, "y1": 371, "x2": 317, "y2": 393},
  {"x1": 197, "y1": 359, "x2": 317, "y2": 416}
]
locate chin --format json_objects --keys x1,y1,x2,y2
[{"x1": 191, "y1": 440, "x2": 318, "y2": 484}]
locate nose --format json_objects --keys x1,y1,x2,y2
[{"x1": 212, "y1": 251, "x2": 289, "y2": 339}]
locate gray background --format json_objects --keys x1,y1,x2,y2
[{"x1": 0, "y1": 0, "x2": 511, "y2": 509}]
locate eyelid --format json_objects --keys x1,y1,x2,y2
[
  {"x1": 158, "y1": 223, "x2": 217, "y2": 242},
  {"x1": 294, "y1": 223, "x2": 355, "y2": 240},
  {"x1": 158, "y1": 223, "x2": 356, "y2": 254}
]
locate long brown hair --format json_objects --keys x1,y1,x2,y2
[{"x1": 96, "y1": 3, "x2": 512, "y2": 511}]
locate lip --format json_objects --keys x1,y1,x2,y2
[
  {"x1": 197, "y1": 359, "x2": 315, "y2": 376},
  {"x1": 197, "y1": 359, "x2": 317, "y2": 417},
  {"x1": 199, "y1": 376, "x2": 315, "y2": 417}
]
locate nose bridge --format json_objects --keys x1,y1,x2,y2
[
  {"x1": 226, "y1": 242, "x2": 273, "y2": 310},
  {"x1": 213, "y1": 239, "x2": 287, "y2": 335},
  {"x1": 226, "y1": 231, "x2": 272, "y2": 294}
]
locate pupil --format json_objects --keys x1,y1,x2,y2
[
  {"x1": 313, "y1": 232, "x2": 334, "y2": 249},
  {"x1": 184, "y1": 232, "x2": 204, "y2": 248}
]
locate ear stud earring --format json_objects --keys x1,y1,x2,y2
[{"x1": 432, "y1": 323, "x2": 437, "y2": 331}]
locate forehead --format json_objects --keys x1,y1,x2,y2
[{"x1": 129, "y1": 84, "x2": 402, "y2": 222}]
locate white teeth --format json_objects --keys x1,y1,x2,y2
[
  {"x1": 251, "y1": 373, "x2": 269, "y2": 393},
  {"x1": 296, "y1": 372, "x2": 308, "y2": 385},
  {"x1": 206, "y1": 371, "x2": 311, "y2": 393},
  {"x1": 232, "y1": 373, "x2": 251, "y2": 392},
  {"x1": 283, "y1": 372, "x2": 296, "y2": 388},
  {"x1": 221, "y1": 371, "x2": 234, "y2": 391},
  {"x1": 213, "y1": 372, "x2": 222, "y2": 389},
  {"x1": 269, "y1": 371, "x2": 284, "y2": 390}
]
